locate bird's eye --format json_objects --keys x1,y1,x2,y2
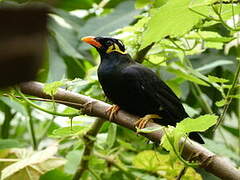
[{"x1": 106, "y1": 41, "x2": 112, "y2": 46}]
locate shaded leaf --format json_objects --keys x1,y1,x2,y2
[
  {"x1": 106, "y1": 123, "x2": 117, "y2": 148},
  {"x1": 168, "y1": 68, "x2": 210, "y2": 86},
  {"x1": 222, "y1": 125, "x2": 239, "y2": 137},
  {"x1": 0, "y1": 139, "x2": 24, "y2": 150},
  {"x1": 51, "y1": 126, "x2": 89, "y2": 137},
  {"x1": 40, "y1": 169, "x2": 72, "y2": 180},
  {"x1": 64, "y1": 150, "x2": 83, "y2": 174}
]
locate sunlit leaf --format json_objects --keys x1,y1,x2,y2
[
  {"x1": 51, "y1": 126, "x2": 89, "y2": 137},
  {"x1": 208, "y1": 75, "x2": 229, "y2": 83},
  {"x1": 43, "y1": 81, "x2": 64, "y2": 96},
  {"x1": 141, "y1": 0, "x2": 210, "y2": 49},
  {"x1": 136, "y1": 126, "x2": 163, "y2": 133},
  {"x1": 215, "y1": 99, "x2": 227, "y2": 107},
  {"x1": 106, "y1": 123, "x2": 117, "y2": 148},
  {"x1": 176, "y1": 114, "x2": 218, "y2": 133}
]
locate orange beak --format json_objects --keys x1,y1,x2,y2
[{"x1": 81, "y1": 36, "x2": 102, "y2": 48}]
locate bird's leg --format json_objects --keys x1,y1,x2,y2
[
  {"x1": 106, "y1": 105, "x2": 120, "y2": 121},
  {"x1": 135, "y1": 114, "x2": 161, "y2": 129}
]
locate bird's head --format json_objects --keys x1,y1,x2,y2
[{"x1": 81, "y1": 36, "x2": 127, "y2": 56}]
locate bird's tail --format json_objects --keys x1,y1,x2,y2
[{"x1": 189, "y1": 132, "x2": 204, "y2": 144}]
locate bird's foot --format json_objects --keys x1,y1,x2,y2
[
  {"x1": 134, "y1": 114, "x2": 161, "y2": 129},
  {"x1": 106, "y1": 105, "x2": 120, "y2": 121}
]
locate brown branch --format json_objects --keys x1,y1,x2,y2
[{"x1": 19, "y1": 81, "x2": 240, "y2": 180}]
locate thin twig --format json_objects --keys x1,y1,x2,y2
[
  {"x1": 16, "y1": 87, "x2": 80, "y2": 117},
  {"x1": 214, "y1": 59, "x2": 240, "y2": 131},
  {"x1": 26, "y1": 105, "x2": 38, "y2": 150}
]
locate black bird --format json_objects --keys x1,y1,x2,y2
[{"x1": 82, "y1": 36, "x2": 204, "y2": 144}]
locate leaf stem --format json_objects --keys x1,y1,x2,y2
[
  {"x1": 168, "y1": 39, "x2": 213, "y2": 114},
  {"x1": 214, "y1": 58, "x2": 240, "y2": 131},
  {"x1": 16, "y1": 87, "x2": 80, "y2": 117},
  {"x1": 26, "y1": 105, "x2": 38, "y2": 150},
  {"x1": 211, "y1": 4, "x2": 240, "y2": 31}
]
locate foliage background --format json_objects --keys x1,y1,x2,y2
[{"x1": 0, "y1": 0, "x2": 239, "y2": 179}]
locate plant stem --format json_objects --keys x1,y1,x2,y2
[
  {"x1": 94, "y1": 152, "x2": 135, "y2": 179},
  {"x1": 214, "y1": 59, "x2": 240, "y2": 131},
  {"x1": 211, "y1": 4, "x2": 240, "y2": 31},
  {"x1": 26, "y1": 105, "x2": 38, "y2": 150},
  {"x1": 16, "y1": 87, "x2": 80, "y2": 117},
  {"x1": 73, "y1": 118, "x2": 105, "y2": 180},
  {"x1": 5, "y1": 94, "x2": 84, "y2": 108},
  {"x1": 191, "y1": 83, "x2": 213, "y2": 114}
]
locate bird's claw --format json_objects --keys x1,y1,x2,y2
[
  {"x1": 106, "y1": 105, "x2": 120, "y2": 121},
  {"x1": 134, "y1": 114, "x2": 161, "y2": 130}
]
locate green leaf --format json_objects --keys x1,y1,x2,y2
[
  {"x1": 176, "y1": 114, "x2": 218, "y2": 133},
  {"x1": 136, "y1": 126, "x2": 163, "y2": 133},
  {"x1": 222, "y1": 125, "x2": 239, "y2": 137},
  {"x1": 43, "y1": 81, "x2": 65, "y2": 96},
  {"x1": 51, "y1": 126, "x2": 89, "y2": 137},
  {"x1": 229, "y1": 94, "x2": 240, "y2": 99},
  {"x1": 106, "y1": 123, "x2": 117, "y2": 148},
  {"x1": 215, "y1": 99, "x2": 227, "y2": 107},
  {"x1": 0, "y1": 97, "x2": 27, "y2": 116},
  {"x1": 0, "y1": 139, "x2": 25, "y2": 150},
  {"x1": 133, "y1": 150, "x2": 168, "y2": 172},
  {"x1": 203, "y1": 138, "x2": 240, "y2": 163},
  {"x1": 47, "y1": 38, "x2": 67, "y2": 82},
  {"x1": 49, "y1": 16, "x2": 83, "y2": 59},
  {"x1": 40, "y1": 169, "x2": 72, "y2": 180},
  {"x1": 141, "y1": 0, "x2": 209, "y2": 49},
  {"x1": 168, "y1": 68, "x2": 210, "y2": 86},
  {"x1": 208, "y1": 75, "x2": 229, "y2": 83},
  {"x1": 196, "y1": 60, "x2": 233, "y2": 72},
  {"x1": 135, "y1": 0, "x2": 153, "y2": 9},
  {"x1": 64, "y1": 150, "x2": 83, "y2": 174}
]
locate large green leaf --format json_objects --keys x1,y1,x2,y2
[
  {"x1": 47, "y1": 38, "x2": 67, "y2": 82},
  {"x1": 141, "y1": 0, "x2": 210, "y2": 49},
  {"x1": 176, "y1": 114, "x2": 218, "y2": 133},
  {"x1": 106, "y1": 123, "x2": 117, "y2": 148},
  {"x1": 64, "y1": 150, "x2": 83, "y2": 174}
]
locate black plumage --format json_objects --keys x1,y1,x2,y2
[{"x1": 82, "y1": 36, "x2": 204, "y2": 144}]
